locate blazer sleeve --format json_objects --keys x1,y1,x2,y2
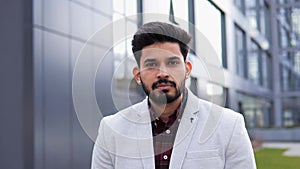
[
  {"x1": 224, "y1": 114, "x2": 257, "y2": 169},
  {"x1": 91, "y1": 119, "x2": 114, "y2": 169}
]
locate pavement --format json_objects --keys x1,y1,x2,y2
[{"x1": 261, "y1": 142, "x2": 300, "y2": 157}]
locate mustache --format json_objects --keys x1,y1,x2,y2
[{"x1": 152, "y1": 79, "x2": 176, "y2": 90}]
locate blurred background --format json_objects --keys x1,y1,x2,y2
[{"x1": 0, "y1": 0, "x2": 300, "y2": 169}]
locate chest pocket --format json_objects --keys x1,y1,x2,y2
[
  {"x1": 182, "y1": 149, "x2": 223, "y2": 169},
  {"x1": 114, "y1": 156, "x2": 146, "y2": 169}
]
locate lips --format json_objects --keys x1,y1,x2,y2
[
  {"x1": 152, "y1": 79, "x2": 176, "y2": 90},
  {"x1": 156, "y1": 83, "x2": 173, "y2": 90}
]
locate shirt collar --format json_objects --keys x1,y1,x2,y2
[{"x1": 148, "y1": 88, "x2": 188, "y2": 122}]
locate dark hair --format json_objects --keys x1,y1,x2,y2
[{"x1": 132, "y1": 22, "x2": 192, "y2": 66}]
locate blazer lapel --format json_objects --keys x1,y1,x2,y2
[
  {"x1": 133, "y1": 99, "x2": 155, "y2": 169},
  {"x1": 169, "y1": 90, "x2": 200, "y2": 169}
]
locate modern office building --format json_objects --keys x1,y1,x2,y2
[{"x1": 1, "y1": 0, "x2": 300, "y2": 169}]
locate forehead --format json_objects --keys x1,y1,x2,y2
[{"x1": 141, "y1": 42, "x2": 183, "y2": 61}]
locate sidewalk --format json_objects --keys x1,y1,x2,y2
[{"x1": 261, "y1": 142, "x2": 300, "y2": 157}]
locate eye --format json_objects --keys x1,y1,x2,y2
[
  {"x1": 145, "y1": 62, "x2": 157, "y2": 67},
  {"x1": 168, "y1": 60, "x2": 179, "y2": 65}
]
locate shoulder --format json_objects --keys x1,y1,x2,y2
[
  {"x1": 185, "y1": 90, "x2": 242, "y2": 126},
  {"x1": 99, "y1": 98, "x2": 149, "y2": 131},
  {"x1": 195, "y1": 99, "x2": 245, "y2": 144},
  {"x1": 195, "y1": 96, "x2": 242, "y2": 123}
]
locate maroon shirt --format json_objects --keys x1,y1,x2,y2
[{"x1": 149, "y1": 90, "x2": 187, "y2": 169}]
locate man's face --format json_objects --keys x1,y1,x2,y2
[{"x1": 133, "y1": 42, "x2": 192, "y2": 104}]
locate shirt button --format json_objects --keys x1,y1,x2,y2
[
  {"x1": 166, "y1": 129, "x2": 171, "y2": 134},
  {"x1": 163, "y1": 155, "x2": 168, "y2": 160}
]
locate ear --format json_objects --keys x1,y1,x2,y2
[
  {"x1": 133, "y1": 66, "x2": 141, "y2": 85},
  {"x1": 185, "y1": 61, "x2": 192, "y2": 79}
]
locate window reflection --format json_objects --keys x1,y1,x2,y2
[
  {"x1": 294, "y1": 52, "x2": 300, "y2": 73},
  {"x1": 246, "y1": 0, "x2": 258, "y2": 29},
  {"x1": 238, "y1": 93, "x2": 272, "y2": 128},
  {"x1": 235, "y1": 25, "x2": 247, "y2": 78},
  {"x1": 278, "y1": 24, "x2": 290, "y2": 48},
  {"x1": 261, "y1": 52, "x2": 272, "y2": 89},
  {"x1": 142, "y1": 0, "x2": 189, "y2": 30},
  {"x1": 283, "y1": 98, "x2": 300, "y2": 127},
  {"x1": 248, "y1": 40, "x2": 261, "y2": 85},
  {"x1": 281, "y1": 65, "x2": 289, "y2": 91},
  {"x1": 195, "y1": 0, "x2": 225, "y2": 67},
  {"x1": 234, "y1": 0, "x2": 246, "y2": 14},
  {"x1": 112, "y1": 0, "x2": 142, "y2": 108},
  {"x1": 244, "y1": 0, "x2": 269, "y2": 36}
]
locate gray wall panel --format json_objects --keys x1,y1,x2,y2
[
  {"x1": 43, "y1": 32, "x2": 71, "y2": 169},
  {"x1": 71, "y1": 3, "x2": 93, "y2": 41},
  {"x1": 96, "y1": 50, "x2": 116, "y2": 116},
  {"x1": 72, "y1": 110, "x2": 94, "y2": 169},
  {"x1": 33, "y1": 28, "x2": 44, "y2": 169},
  {"x1": 44, "y1": 0, "x2": 69, "y2": 34},
  {"x1": 0, "y1": 0, "x2": 33, "y2": 169},
  {"x1": 94, "y1": 0, "x2": 113, "y2": 15}
]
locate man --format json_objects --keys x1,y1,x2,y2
[{"x1": 91, "y1": 22, "x2": 256, "y2": 169}]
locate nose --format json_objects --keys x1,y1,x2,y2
[{"x1": 156, "y1": 66, "x2": 169, "y2": 79}]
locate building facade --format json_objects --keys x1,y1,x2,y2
[{"x1": 1, "y1": 0, "x2": 300, "y2": 169}]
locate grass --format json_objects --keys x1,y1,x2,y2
[{"x1": 255, "y1": 148, "x2": 300, "y2": 169}]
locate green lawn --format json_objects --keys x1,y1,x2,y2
[{"x1": 255, "y1": 148, "x2": 300, "y2": 169}]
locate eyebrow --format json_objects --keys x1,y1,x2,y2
[
  {"x1": 143, "y1": 58, "x2": 157, "y2": 63},
  {"x1": 143, "y1": 56, "x2": 181, "y2": 63},
  {"x1": 168, "y1": 56, "x2": 181, "y2": 61}
]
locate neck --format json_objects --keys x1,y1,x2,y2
[{"x1": 150, "y1": 94, "x2": 183, "y2": 123}]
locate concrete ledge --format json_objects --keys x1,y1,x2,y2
[
  {"x1": 248, "y1": 128, "x2": 300, "y2": 141},
  {"x1": 262, "y1": 142, "x2": 300, "y2": 157}
]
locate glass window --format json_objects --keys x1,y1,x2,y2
[
  {"x1": 283, "y1": 97, "x2": 300, "y2": 127},
  {"x1": 113, "y1": 0, "x2": 124, "y2": 14},
  {"x1": 142, "y1": 0, "x2": 189, "y2": 30},
  {"x1": 143, "y1": 0, "x2": 170, "y2": 16},
  {"x1": 235, "y1": 25, "x2": 247, "y2": 78},
  {"x1": 238, "y1": 93, "x2": 273, "y2": 128},
  {"x1": 261, "y1": 52, "x2": 272, "y2": 89},
  {"x1": 297, "y1": 76, "x2": 300, "y2": 91},
  {"x1": 206, "y1": 82, "x2": 227, "y2": 107},
  {"x1": 264, "y1": 3, "x2": 271, "y2": 42},
  {"x1": 278, "y1": 24, "x2": 290, "y2": 48},
  {"x1": 125, "y1": 0, "x2": 137, "y2": 17},
  {"x1": 33, "y1": 0, "x2": 42, "y2": 25},
  {"x1": 277, "y1": 0, "x2": 287, "y2": 4},
  {"x1": 245, "y1": 0, "x2": 258, "y2": 29},
  {"x1": 71, "y1": 3, "x2": 93, "y2": 40},
  {"x1": 278, "y1": 4, "x2": 287, "y2": 21},
  {"x1": 281, "y1": 65, "x2": 290, "y2": 91},
  {"x1": 294, "y1": 52, "x2": 300, "y2": 73},
  {"x1": 112, "y1": 0, "x2": 140, "y2": 108},
  {"x1": 290, "y1": 72, "x2": 297, "y2": 91},
  {"x1": 245, "y1": 0, "x2": 269, "y2": 35},
  {"x1": 258, "y1": 0, "x2": 266, "y2": 36},
  {"x1": 195, "y1": 0, "x2": 226, "y2": 67},
  {"x1": 94, "y1": 0, "x2": 113, "y2": 15},
  {"x1": 44, "y1": 0, "x2": 70, "y2": 34},
  {"x1": 190, "y1": 77, "x2": 198, "y2": 96},
  {"x1": 291, "y1": 8, "x2": 300, "y2": 35},
  {"x1": 248, "y1": 40, "x2": 261, "y2": 85},
  {"x1": 234, "y1": 0, "x2": 246, "y2": 14}
]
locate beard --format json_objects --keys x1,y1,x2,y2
[{"x1": 140, "y1": 78, "x2": 185, "y2": 105}]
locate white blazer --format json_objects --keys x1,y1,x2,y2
[{"x1": 91, "y1": 90, "x2": 256, "y2": 169}]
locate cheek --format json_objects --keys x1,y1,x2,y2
[
  {"x1": 171, "y1": 70, "x2": 186, "y2": 80},
  {"x1": 169, "y1": 66, "x2": 186, "y2": 76},
  {"x1": 140, "y1": 73, "x2": 154, "y2": 84}
]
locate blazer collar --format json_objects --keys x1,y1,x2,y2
[
  {"x1": 133, "y1": 89, "x2": 201, "y2": 169},
  {"x1": 169, "y1": 89, "x2": 200, "y2": 169}
]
